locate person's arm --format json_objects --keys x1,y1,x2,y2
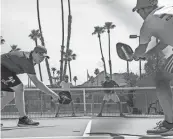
[
  {"x1": 114, "y1": 81, "x2": 119, "y2": 87},
  {"x1": 133, "y1": 43, "x2": 149, "y2": 60},
  {"x1": 145, "y1": 41, "x2": 168, "y2": 57},
  {"x1": 134, "y1": 41, "x2": 168, "y2": 60},
  {"x1": 133, "y1": 21, "x2": 151, "y2": 60},
  {"x1": 28, "y1": 74, "x2": 60, "y2": 100}
]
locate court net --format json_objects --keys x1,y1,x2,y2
[{"x1": 1, "y1": 87, "x2": 164, "y2": 119}]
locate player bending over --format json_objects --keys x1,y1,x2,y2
[{"x1": 1, "y1": 46, "x2": 60, "y2": 127}]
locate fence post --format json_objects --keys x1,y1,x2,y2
[
  {"x1": 92, "y1": 93, "x2": 94, "y2": 117},
  {"x1": 145, "y1": 92, "x2": 148, "y2": 114},
  {"x1": 41, "y1": 94, "x2": 43, "y2": 116},
  {"x1": 83, "y1": 89, "x2": 86, "y2": 116}
]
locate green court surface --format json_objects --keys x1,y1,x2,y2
[{"x1": 1, "y1": 117, "x2": 173, "y2": 139}]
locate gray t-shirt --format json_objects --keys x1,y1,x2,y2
[{"x1": 1, "y1": 51, "x2": 36, "y2": 75}]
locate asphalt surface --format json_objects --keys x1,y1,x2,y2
[{"x1": 1, "y1": 117, "x2": 173, "y2": 139}]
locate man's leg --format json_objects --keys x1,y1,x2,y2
[
  {"x1": 147, "y1": 72, "x2": 173, "y2": 134},
  {"x1": 112, "y1": 93, "x2": 124, "y2": 116},
  {"x1": 70, "y1": 101, "x2": 76, "y2": 116},
  {"x1": 1, "y1": 91, "x2": 15, "y2": 110},
  {"x1": 1, "y1": 91, "x2": 14, "y2": 127},
  {"x1": 10, "y1": 83, "x2": 39, "y2": 126},
  {"x1": 156, "y1": 81, "x2": 173, "y2": 123},
  {"x1": 55, "y1": 103, "x2": 61, "y2": 117},
  {"x1": 97, "y1": 100, "x2": 106, "y2": 116},
  {"x1": 97, "y1": 94, "x2": 109, "y2": 117},
  {"x1": 11, "y1": 84, "x2": 26, "y2": 117},
  {"x1": 117, "y1": 102, "x2": 124, "y2": 116}
]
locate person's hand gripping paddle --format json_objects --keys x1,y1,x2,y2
[{"x1": 116, "y1": 42, "x2": 146, "y2": 61}]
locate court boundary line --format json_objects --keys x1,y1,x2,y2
[
  {"x1": 3, "y1": 136, "x2": 111, "y2": 139},
  {"x1": 83, "y1": 120, "x2": 92, "y2": 137}
]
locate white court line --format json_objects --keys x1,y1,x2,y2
[
  {"x1": 3, "y1": 136, "x2": 111, "y2": 139},
  {"x1": 83, "y1": 120, "x2": 92, "y2": 137}
]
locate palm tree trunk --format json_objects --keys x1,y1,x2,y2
[
  {"x1": 68, "y1": 61, "x2": 72, "y2": 82},
  {"x1": 35, "y1": 40, "x2": 43, "y2": 81},
  {"x1": 60, "y1": 0, "x2": 65, "y2": 82},
  {"x1": 37, "y1": 0, "x2": 52, "y2": 85},
  {"x1": 108, "y1": 31, "x2": 112, "y2": 79},
  {"x1": 63, "y1": 0, "x2": 72, "y2": 78},
  {"x1": 98, "y1": 35, "x2": 107, "y2": 76}
]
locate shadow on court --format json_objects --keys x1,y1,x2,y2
[
  {"x1": 139, "y1": 137, "x2": 173, "y2": 139},
  {"x1": 89, "y1": 132, "x2": 172, "y2": 139},
  {"x1": 1, "y1": 125, "x2": 60, "y2": 131}
]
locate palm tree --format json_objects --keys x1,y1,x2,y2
[
  {"x1": 94, "y1": 68, "x2": 100, "y2": 86},
  {"x1": 55, "y1": 70, "x2": 61, "y2": 86},
  {"x1": 92, "y1": 26, "x2": 107, "y2": 76},
  {"x1": 51, "y1": 67, "x2": 57, "y2": 77},
  {"x1": 89, "y1": 76, "x2": 95, "y2": 86},
  {"x1": 1, "y1": 36, "x2": 5, "y2": 45},
  {"x1": 59, "y1": 0, "x2": 65, "y2": 82},
  {"x1": 10, "y1": 45, "x2": 21, "y2": 52},
  {"x1": 63, "y1": 49, "x2": 76, "y2": 82},
  {"x1": 63, "y1": 0, "x2": 72, "y2": 79},
  {"x1": 29, "y1": 29, "x2": 43, "y2": 81},
  {"x1": 94, "y1": 68, "x2": 100, "y2": 76},
  {"x1": 104, "y1": 22, "x2": 116, "y2": 79},
  {"x1": 36, "y1": 0, "x2": 52, "y2": 85},
  {"x1": 29, "y1": 29, "x2": 41, "y2": 46},
  {"x1": 73, "y1": 76, "x2": 78, "y2": 86}
]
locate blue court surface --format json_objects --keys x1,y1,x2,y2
[{"x1": 1, "y1": 117, "x2": 173, "y2": 139}]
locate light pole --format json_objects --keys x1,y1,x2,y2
[{"x1": 129, "y1": 35, "x2": 142, "y2": 79}]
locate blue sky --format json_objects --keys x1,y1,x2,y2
[{"x1": 1, "y1": 0, "x2": 173, "y2": 85}]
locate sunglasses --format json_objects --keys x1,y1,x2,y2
[{"x1": 37, "y1": 52, "x2": 46, "y2": 57}]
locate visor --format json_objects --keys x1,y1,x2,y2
[
  {"x1": 132, "y1": 7, "x2": 138, "y2": 12},
  {"x1": 42, "y1": 53, "x2": 50, "y2": 59}
]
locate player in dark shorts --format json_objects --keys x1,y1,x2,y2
[{"x1": 1, "y1": 46, "x2": 60, "y2": 127}]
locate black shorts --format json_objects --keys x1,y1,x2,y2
[{"x1": 1, "y1": 65, "x2": 21, "y2": 92}]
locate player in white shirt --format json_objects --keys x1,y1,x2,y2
[
  {"x1": 132, "y1": 0, "x2": 173, "y2": 135},
  {"x1": 55, "y1": 75, "x2": 75, "y2": 117}
]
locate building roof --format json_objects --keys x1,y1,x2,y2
[{"x1": 80, "y1": 71, "x2": 127, "y2": 87}]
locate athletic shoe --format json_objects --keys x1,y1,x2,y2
[
  {"x1": 97, "y1": 113, "x2": 102, "y2": 117},
  {"x1": 161, "y1": 128, "x2": 173, "y2": 136},
  {"x1": 72, "y1": 112, "x2": 76, "y2": 117},
  {"x1": 55, "y1": 113, "x2": 59, "y2": 117},
  {"x1": 17, "y1": 116, "x2": 39, "y2": 127},
  {"x1": 120, "y1": 113, "x2": 125, "y2": 117},
  {"x1": 147, "y1": 120, "x2": 172, "y2": 134}
]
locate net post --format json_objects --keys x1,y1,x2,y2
[{"x1": 83, "y1": 89, "x2": 86, "y2": 116}]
